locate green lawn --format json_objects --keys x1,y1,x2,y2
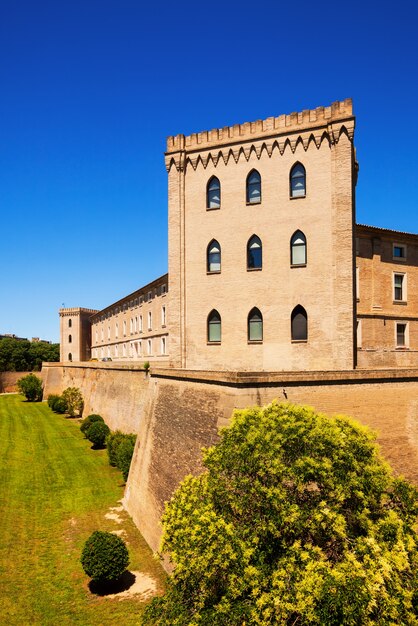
[{"x1": 0, "y1": 394, "x2": 165, "y2": 625}]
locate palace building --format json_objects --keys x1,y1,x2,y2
[{"x1": 60, "y1": 99, "x2": 418, "y2": 370}]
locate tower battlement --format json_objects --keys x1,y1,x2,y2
[{"x1": 166, "y1": 99, "x2": 353, "y2": 153}]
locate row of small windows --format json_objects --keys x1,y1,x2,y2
[
  {"x1": 94, "y1": 307, "x2": 166, "y2": 343},
  {"x1": 207, "y1": 232, "x2": 307, "y2": 272},
  {"x1": 207, "y1": 306, "x2": 308, "y2": 343},
  {"x1": 93, "y1": 285, "x2": 167, "y2": 324},
  {"x1": 92, "y1": 337, "x2": 167, "y2": 358},
  {"x1": 207, "y1": 163, "x2": 306, "y2": 209}
]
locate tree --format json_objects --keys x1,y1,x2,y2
[
  {"x1": 0, "y1": 337, "x2": 59, "y2": 372},
  {"x1": 143, "y1": 402, "x2": 418, "y2": 626},
  {"x1": 115, "y1": 435, "x2": 136, "y2": 482},
  {"x1": 61, "y1": 387, "x2": 83, "y2": 417},
  {"x1": 81, "y1": 531, "x2": 129, "y2": 583},
  {"x1": 16, "y1": 373, "x2": 43, "y2": 401}
]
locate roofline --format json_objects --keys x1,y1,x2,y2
[
  {"x1": 90, "y1": 273, "x2": 168, "y2": 320},
  {"x1": 356, "y1": 223, "x2": 418, "y2": 239}
]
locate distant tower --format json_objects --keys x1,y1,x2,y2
[{"x1": 59, "y1": 308, "x2": 98, "y2": 362}]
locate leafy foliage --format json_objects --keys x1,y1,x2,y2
[
  {"x1": 81, "y1": 530, "x2": 129, "y2": 583},
  {"x1": 106, "y1": 430, "x2": 126, "y2": 466},
  {"x1": 47, "y1": 394, "x2": 60, "y2": 409},
  {"x1": 16, "y1": 373, "x2": 43, "y2": 402},
  {"x1": 0, "y1": 337, "x2": 59, "y2": 372},
  {"x1": 115, "y1": 435, "x2": 137, "y2": 482},
  {"x1": 143, "y1": 402, "x2": 418, "y2": 626},
  {"x1": 61, "y1": 387, "x2": 83, "y2": 417},
  {"x1": 80, "y1": 414, "x2": 104, "y2": 436},
  {"x1": 53, "y1": 398, "x2": 68, "y2": 414},
  {"x1": 86, "y1": 421, "x2": 110, "y2": 448}
]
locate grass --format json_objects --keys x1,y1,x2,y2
[{"x1": 0, "y1": 394, "x2": 166, "y2": 625}]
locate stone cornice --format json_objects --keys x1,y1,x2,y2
[{"x1": 165, "y1": 99, "x2": 355, "y2": 172}]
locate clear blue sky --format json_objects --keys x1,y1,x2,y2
[{"x1": 1, "y1": 0, "x2": 417, "y2": 342}]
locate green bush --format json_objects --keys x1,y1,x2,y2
[
  {"x1": 143, "y1": 361, "x2": 150, "y2": 372},
  {"x1": 16, "y1": 373, "x2": 43, "y2": 402},
  {"x1": 80, "y1": 414, "x2": 104, "y2": 436},
  {"x1": 106, "y1": 430, "x2": 126, "y2": 466},
  {"x1": 47, "y1": 394, "x2": 60, "y2": 409},
  {"x1": 53, "y1": 397, "x2": 68, "y2": 414},
  {"x1": 86, "y1": 421, "x2": 110, "y2": 448},
  {"x1": 61, "y1": 387, "x2": 83, "y2": 417},
  {"x1": 81, "y1": 530, "x2": 129, "y2": 583},
  {"x1": 116, "y1": 435, "x2": 137, "y2": 482}
]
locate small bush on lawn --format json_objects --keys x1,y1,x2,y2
[
  {"x1": 80, "y1": 414, "x2": 104, "y2": 436},
  {"x1": 17, "y1": 374, "x2": 43, "y2": 402},
  {"x1": 61, "y1": 387, "x2": 84, "y2": 417},
  {"x1": 87, "y1": 421, "x2": 110, "y2": 448},
  {"x1": 116, "y1": 435, "x2": 137, "y2": 482},
  {"x1": 81, "y1": 530, "x2": 129, "y2": 583},
  {"x1": 106, "y1": 430, "x2": 126, "y2": 466},
  {"x1": 53, "y1": 397, "x2": 68, "y2": 414},
  {"x1": 47, "y1": 394, "x2": 60, "y2": 409}
]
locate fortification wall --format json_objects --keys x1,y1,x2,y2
[
  {"x1": 41, "y1": 363, "x2": 418, "y2": 559},
  {"x1": 42, "y1": 362, "x2": 150, "y2": 433},
  {"x1": 0, "y1": 371, "x2": 45, "y2": 393}
]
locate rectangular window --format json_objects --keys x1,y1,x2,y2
[
  {"x1": 134, "y1": 316, "x2": 137, "y2": 333},
  {"x1": 147, "y1": 339, "x2": 152, "y2": 355},
  {"x1": 393, "y1": 243, "x2": 406, "y2": 260},
  {"x1": 394, "y1": 273, "x2": 405, "y2": 301},
  {"x1": 139, "y1": 315, "x2": 143, "y2": 332},
  {"x1": 115, "y1": 323, "x2": 119, "y2": 338},
  {"x1": 396, "y1": 323, "x2": 407, "y2": 347},
  {"x1": 101, "y1": 328, "x2": 104, "y2": 341},
  {"x1": 95, "y1": 330, "x2": 98, "y2": 343},
  {"x1": 161, "y1": 306, "x2": 166, "y2": 326},
  {"x1": 114, "y1": 344, "x2": 118, "y2": 357},
  {"x1": 123, "y1": 343, "x2": 126, "y2": 357},
  {"x1": 161, "y1": 284, "x2": 167, "y2": 295},
  {"x1": 108, "y1": 326, "x2": 110, "y2": 340},
  {"x1": 148, "y1": 311, "x2": 152, "y2": 330},
  {"x1": 130, "y1": 318, "x2": 133, "y2": 334},
  {"x1": 357, "y1": 319, "x2": 362, "y2": 348},
  {"x1": 161, "y1": 336, "x2": 166, "y2": 355},
  {"x1": 138, "y1": 340, "x2": 142, "y2": 356},
  {"x1": 148, "y1": 291, "x2": 152, "y2": 301}
]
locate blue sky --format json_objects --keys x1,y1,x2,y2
[{"x1": 0, "y1": 0, "x2": 417, "y2": 342}]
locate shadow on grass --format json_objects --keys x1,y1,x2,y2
[{"x1": 88, "y1": 570, "x2": 136, "y2": 596}]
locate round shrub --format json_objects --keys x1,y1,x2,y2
[
  {"x1": 52, "y1": 397, "x2": 68, "y2": 414},
  {"x1": 17, "y1": 373, "x2": 43, "y2": 402},
  {"x1": 61, "y1": 387, "x2": 84, "y2": 417},
  {"x1": 86, "y1": 421, "x2": 110, "y2": 448},
  {"x1": 80, "y1": 414, "x2": 104, "y2": 435},
  {"x1": 81, "y1": 530, "x2": 129, "y2": 583},
  {"x1": 47, "y1": 394, "x2": 60, "y2": 409}
]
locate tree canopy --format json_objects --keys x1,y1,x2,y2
[
  {"x1": 0, "y1": 337, "x2": 59, "y2": 371},
  {"x1": 144, "y1": 402, "x2": 418, "y2": 626}
]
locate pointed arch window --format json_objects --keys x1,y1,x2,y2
[
  {"x1": 291, "y1": 231, "x2": 307, "y2": 266},
  {"x1": 207, "y1": 176, "x2": 221, "y2": 209},
  {"x1": 291, "y1": 306, "x2": 308, "y2": 341},
  {"x1": 207, "y1": 240, "x2": 221, "y2": 273},
  {"x1": 248, "y1": 308, "x2": 263, "y2": 342},
  {"x1": 246, "y1": 170, "x2": 261, "y2": 204},
  {"x1": 290, "y1": 163, "x2": 306, "y2": 198},
  {"x1": 247, "y1": 235, "x2": 262, "y2": 270},
  {"x1": 208, "y1": 310, "x2": 221, "y2": 343}
]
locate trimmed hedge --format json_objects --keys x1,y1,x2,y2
[
  {"x1": 86, "y1": 421, "x2": 110, "y2": 448},
  {"x1": 17, "y1": 374, "x2": 43, "y2": 402},
  {"x1": 81, "y1": 530, "x2": 129, "y2": 583},
  {"x1": 116, "y1": 436, "x2": 136, "y2": 482},
  {"x1": 81, "y1": 414, "x2": 104, "y2": 436}
]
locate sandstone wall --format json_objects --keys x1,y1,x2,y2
[{"x1": 0, "y1": 371, "x2": 45, "y2": 393}]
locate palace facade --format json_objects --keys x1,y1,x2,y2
[{"x1": 60, "y1": 99, "x2": 418, "y2": 370}]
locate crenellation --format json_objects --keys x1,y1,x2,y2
[{"x1": 166, "y1": 99, "x2": 353, "y2": 155}]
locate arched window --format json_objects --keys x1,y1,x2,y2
[
  {"x1": 68, "y1": 353, "x2": 72, "y2": 362},
  {"x1": 207, "y1": 310, "x2": 221, "y2": 343},
  {"x1": 68, "y1": 334, "x2": 72, "y2": 343},
  {"x1": 247, "y1": 235, "x2": 262, "y2": 270},
  {"x1": 68, "y1": 319, "x2": 72, "y2": 328},
  {"x1": 207, "y1": 240, "x2": 221, "y2": 272},
  {"x1": 207, "y1": 176, "x2": 221, "y2": 209},
  {"x1": 290, "y1": 163, "x2": 306, "y2": 198},
  {"x1": 291, "y1": 305, "x2": 308, "y2": 341},
  {"x1": 290, "y1": 230, "x2": 307, "y2": 265},
  {"x1": 246, "y1": 170, "x2": 261, "y2": 204},
  {"x1": 248, "y1": 308, "x2": 263, "y2": 341}
]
